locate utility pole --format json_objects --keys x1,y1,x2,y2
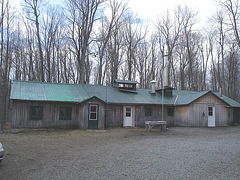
[{"x1": 162, "y1": 53, "x2": 169, "y2": 122}]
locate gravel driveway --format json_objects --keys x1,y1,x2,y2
[{"x1": 0, "y1": 127, "x2": 240, "y2": 180}]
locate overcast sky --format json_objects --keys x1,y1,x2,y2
[
  {"x1": 10, "y1": 0, "x2": 217, "y2": 28},
  {"x1": 127, "y1": 0, "x2": 217, "y2": 25}
]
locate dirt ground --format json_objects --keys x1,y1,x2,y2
[{"x1": 0, "y1": 127, "x2": 240, "y2": 180}]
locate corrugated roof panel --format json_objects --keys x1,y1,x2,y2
[
  {"x1": 173, "y1": 90, "x2": 209, "y2": 105},
  {"x1": 10, "y1": 81, "x2": 89, "y2": 103},
  {"x1": 10, "y1": 81, "x2": 240, "y2": 107},
  {"x1": 11, "y1": 81, "x2": 47, "y2": 101},
  {"x1": 212, "y1": 92, "x2": 240, "y2": 107},
  {"x1": 45, "y1": 84, "x2": 73, "y2": 102}
]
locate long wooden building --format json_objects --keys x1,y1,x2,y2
[{"x1": 9, "y1": 80, "x2": 240, "y2": 129}]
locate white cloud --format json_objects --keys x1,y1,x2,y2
[
  {"x1": 126, "y1": 0, "x2": 217, "y2": 27},
  {"x1": 9, "y1": 0, "x2": 21, "y2": 11}
]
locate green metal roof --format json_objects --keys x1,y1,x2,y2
[
  {"x1": 10, "y1": 81, "x2": 89, "y2": 103},
  {"x1": 10, "y1": 80, "x2": 240, "y2": 107},
  {"x1": 212, "y1": 92, "x2": 240, "y2": 107},
  {"x1": 173, "y1": 90, "x2": 209, "y2": 105}
]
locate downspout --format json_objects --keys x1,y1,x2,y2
[
  {"x1": 104, "y1": 83, "x2": 108, "y2": 129},
  {"x1": 174, "y1": 95, "x2": 179, "y2": 106},
  {"x1": 162, "y1": 88, "x2": 164, "y2": 122}
]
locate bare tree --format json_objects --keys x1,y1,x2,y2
[
  {"x1": 0, "y1": 0, "x2": 12, "y2": 129},
  {"x1": 180, "y1": 6, "x2": 199, "y2": 90},
  {"x1": 218, "y1": 0, "x2": 240, "y2": 47},
  {"x1": 42, "y1": 5, "x2": 61, "y2": 82},
  {"x1": 225, "y1": 44, "x2": 240, "y2": 98},
  {"x1": 105, "y1": 17, "x2": 125, "y2": 86},
  {"x1": 23, "y1": 0, "x2": 45, "y2": 82},
  {"x1": 0, "y1": 0, "x2": 7, "y2": 77},
  {"x1": 66, "y1": 0, "x2": 105, "y2": 84},
  {"x1": 156, "y1": 6, "x2": 184, "y2": 88},
  {"x1": 95, "y1": 0, "x2": 127, "y2": 85},
  {"x1": 123, "y1": 10, "x2": 146, "y2": 81}
]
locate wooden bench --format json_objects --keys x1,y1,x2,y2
[{"x1": 145, "y1": 121, "x2": 167, "y2": 131}]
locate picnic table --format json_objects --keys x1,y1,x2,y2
[{"x1": 145, "y1": 121, "x2": 167, "y2": 131}]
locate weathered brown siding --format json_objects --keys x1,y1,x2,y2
[
  {"x1": 174, "y1": 93, "x2": 230, "y2": 127},
  {"x1": 11, "y1": 101, "x2": 79, "y2": 128},
  {"x1": 10, "y1": 92, "x2": 233, "y2": 129},
  {"x1": 106, "y1": 104, "x2": 123, "y2": 127},
  {"x1": 11, "y1": 97, "x2": 105, "y2": 129},
  {"x1": 80, "y1": 98, "x2": 105, "y2": 129},
  {"x1": 174, "y1": 106, "x2": 190, "y2": 126},
  {"x1": 135, "y1": 105, "x2": 174, "y2": 127}
]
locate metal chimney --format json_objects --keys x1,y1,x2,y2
[
  {"x1": 150, "y1": 80, "x2": 157, "y2": 94},
  {"x1": 163, "y1": 55, "x2": 169, "y2": 87},
  {"x1": 220, "y1": 87, "x2": 222, "y2": 97}
]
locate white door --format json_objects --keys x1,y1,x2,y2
[
  {"x1": 208, "y1": 106, "x2": 215, "y2": 127},
  {"x1": 125, "y1": 106, "x2": 133, "y2": 127}
]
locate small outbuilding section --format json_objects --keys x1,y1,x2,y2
[{"x1": 9, "y1": 80, "x2": 240, "y2": 129}]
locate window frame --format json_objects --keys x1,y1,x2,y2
[
  {"x1": 208, "y1": 107, "x2": 213, "y2": 116},
  {"x1": 89, "y1": 104, "x2": 98, "y2": 120},
  {"x1": 167, "y1": 108, "x2": 174, "y2": 117},
  {"x1": 59, "y1": 107, "x2": 72, "y2": 120},
  {"x1": 125, "y1": 107, "x2": 132, "y2": 117},
  {"x1": 30, "y1": 106, "x2": 43, "y2": 120},
  {"x1": 144, "y1": 107, "x2": 152, "y2": 117}
]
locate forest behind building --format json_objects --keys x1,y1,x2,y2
[{"x1": 0, "y1": 0, "x2": 240, "y2": 126}]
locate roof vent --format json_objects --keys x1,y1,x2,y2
[
  {"x1": 150, "y1": 80, "x2": 157, "y2": 94},
  {"x1": 114, "y1": 79, "x2": 138, "y2": 93},
  {"x1": 156, "y1": 86, "x2": 174, "y2": 97}
]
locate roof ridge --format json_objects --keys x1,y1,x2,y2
[{"x1": 12, "y1": 80, "x2": 78, "y2": 86}]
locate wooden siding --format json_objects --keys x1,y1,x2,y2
[
  {"x1": 132, "y1": 106, "x2": 136, "y2": 127},
  {"x1": 105, "y1": 105, "x2": 123, "y2": 127},
  {"x1": 123, "y1": 106, "x2": 126, "y2": 127},
  {"x1": 106, "y1": 104, "x2": 174, "y2": 128},
  {"x1": 80, "y1": 98, "x2": 105, "y2": 129},
  {"x1": 174, "y1": 93, "x2": 230, "y2": 127},
  {"x1": 174, "y1": 106, "x2": 190, "y2": 126},
  {"x1": 11, "y1": 101, "x2": 80, "y2": 128},
  {"x1": 11, "y1": 97, "x2": 105, "y2": 129},
  {"x1": 10, "y1": 92, "x2": 233, "y2": 129},
  {"x1": 135, "y1": 105, "x2": 174, "y2": 127}
]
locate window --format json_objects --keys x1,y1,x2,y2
[
  {"x1": 126, "y1": 107, "x2": 131, "y2": 117},
  {"x1": 145, "y1": 107, "x2": 152, "y2": 116},
  {"x1": 168, "y1": 108, "x2": 174, "y2": 117},
  {"x1": 30, "y1": 106, "x2": 43, "y2": 120},
  {"x1": 59, "y1": 107, "x2": 72, "y2": 120},
  {"x1": 89, "y1": 105, "x2": 98, "y2": 120},
  {"x1": 208, "y1": 107, "x2": 213, "y2": 116}
]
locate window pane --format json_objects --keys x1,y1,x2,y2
[
  {"x1": 66, "y1": 108, "x2": 72, "y2": 117},
  {"x1": 168, "y1": 108, "x2": 174, "y2": 117},
  {"x1": 60, "y1": 109, "x2": 65, "y2": 117},
  {"x1": 145, "y1": 108, "x2": 152, "y2": 116},
  {"x1": 126, "y1": 112, "x2": 131, "y2": 117},
  {"x1": 90, "y1": 113, "x2": 97, "y2": 120},
  {"x1": 126, "y1": 107, "x2": 131, "y2": 111},
  {"x1": 89, "y1": 105, "x2": 98, "y2": 120},
  {"x1": 126, "y1": 107, "x2": 131, "y2": 117},
  {"x1": 91, "y1": 105, "x2": 97, "y2": 112},
  {"x1": 59, "y1": 107, "x2": 72, "y2": 120},
  {"x1": 30, "y1": 106, "x2": 43, "y2": 120},
  {"x1": 208, "y1": 107, "x2": 213, "y2": 116}
]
